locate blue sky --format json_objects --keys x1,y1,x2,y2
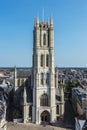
[{"x1": 0, "y1": 0, "x2": 87, "y2": 67}]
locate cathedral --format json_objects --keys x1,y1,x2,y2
[{"x1": 14, "y1": 16, "x2": 64, "y2": 124}]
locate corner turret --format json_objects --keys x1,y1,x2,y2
[
  {"x1": 23, "y1": 86, "x2": 27, "y2": 105},
  {"x1": 50, "y1": 16, "x2": 53, "y2": 27},
  {"x1": 34, "y1": 16, "x2": 39, "y2": 27},
  {"x1": 14, "y1": 65, "x2": 17, "y2": 91}
]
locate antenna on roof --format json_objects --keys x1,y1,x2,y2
[{"x1": 42, "y1": 8, "x2": 44, "y2": 22}]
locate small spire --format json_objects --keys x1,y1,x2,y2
[
  {"x1": 42, "y1": 8, "x2": 44, "y2": 22},
  {"x1": 14, "y1": 65, "x2": 17, "y2": 78},
  {"x1": 14, "y1": 65, "x2": 16, "y2": 70},
  {"x1": 14, "y1": 64, "x2": 16, "y2": 68},
  {"x1": 50, "y1": 16, "x2": 53, "y2": 27},
  {"x1": 34, "y1": 16, "x2": 39, "y2": 27},
  {"x1": 24, "y1": 86, "x2": 27, "y2": 104}
]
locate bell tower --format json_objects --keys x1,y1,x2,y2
[{"x1": 32, "y1": 16, "x2": 56, "y2": 124}]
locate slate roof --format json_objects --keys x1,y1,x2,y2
[{"x1": 17, "y1": 68, "x2": 32, "y2": 78}]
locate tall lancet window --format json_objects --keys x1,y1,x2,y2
[
  {"x1": 46, "y1": 73, "x2": 49, "y2": 85},
  {"x1": 41, "y1": 73, "x2": 44, "y2": 85},
  {"x1": 43, "y1": 33, "x2": 46, "y2": 45},
  {"x1": 41, "y1": 54, "x2": 44, "y2": 67},
  {"x1": 46, "y1": 54, "x2": 49, "y2": 67},
  {"x1": 56, "y1": 105, "x2": 59, "y2": 114},
  {"x1": 40, "y1": 94, "x2": 48, "y2": 106}
]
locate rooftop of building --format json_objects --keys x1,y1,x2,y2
[
  {"x1": 72, "y1": 87, "x2": 87, "y2": 96},
  {"x1": 16, "y1": 68, "x2": 32, "y2": 78},
  {"x1": 75, "y1": 116, "x2": 87, "y2": 130}
]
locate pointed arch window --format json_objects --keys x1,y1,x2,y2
[
  {"x1": 41, "y1": 54, "x2": 44, "y2": 67},
  {"x1": 41, "y1": 73, "x2": 44, "y2": 85},
  {"x1": 56, "y1": 105, "x2": 59, "y2": 114},
  {"x1": 46, "y1": 73, "x2": 49, "y2": 85},
  {"x1": 40, "y1": 94, "x2": 48, "y2": 106},
  {"x1": 46, "y1": 54, "x2": 49, "y2": 67},
  {"x1": 43, "y1": 33, "x2": 46, "y2": 45}
]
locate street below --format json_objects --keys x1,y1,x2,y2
[{"x1": 63, "y1": 97, "x2": 75, "y2": 130}]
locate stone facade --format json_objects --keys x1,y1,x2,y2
[
  {"x1": 14, "y1": 16, "x2": 64, "y2": 124},
  {"x1": 32, "y1": 17, "x2": 56, "y2": 124}
]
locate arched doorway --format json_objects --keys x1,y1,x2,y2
[{"x1": 41, "y1": 111, "x2": 50, "y2": 123}]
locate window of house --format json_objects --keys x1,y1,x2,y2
[{"x1": 40, "y1": 94, "x2": 48, "y2": 106}]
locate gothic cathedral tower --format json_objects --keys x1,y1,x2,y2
[{"x1": 32, "y1": 16, "x2": 56, "y2": 124}]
